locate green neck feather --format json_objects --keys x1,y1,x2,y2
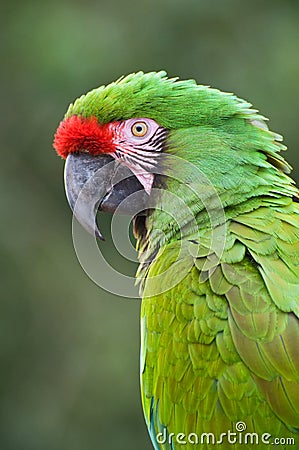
[{"x1": 135, "y1": 114, "x2": 297, "y2": 273}]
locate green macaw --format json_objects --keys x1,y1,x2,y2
[{"x1": 53, "y1": 71, "x2": 299, "y2": 449}]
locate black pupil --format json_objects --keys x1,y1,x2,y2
[{"x1": 136, "y1": 125, "x2": 143, "y2": 133}]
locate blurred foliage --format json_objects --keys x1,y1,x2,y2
[{"x1": 1, "y1": 0, "x2": 298, "y2": 449}]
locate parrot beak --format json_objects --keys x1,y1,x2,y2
[{"x1": 64, "y1": 153, "x2": 148, "y2": 240}]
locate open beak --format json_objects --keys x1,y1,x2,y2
[{"x1": 64, "y1": 153, "x2": 148, "y2": 239}]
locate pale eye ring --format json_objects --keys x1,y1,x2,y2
[{"x1": 131, "y1": 121, "x2": 148, "y2": 137}]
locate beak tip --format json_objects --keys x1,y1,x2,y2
[{"x1": 95, "y1": 228, "x2": 105, "y2": 241}]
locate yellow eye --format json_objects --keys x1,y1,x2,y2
[{"x1": 131, "y1": 121, "x2": 148, "y2": 137}]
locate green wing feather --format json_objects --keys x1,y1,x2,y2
[
  {"x1": 227, "y1": 202, "x2": 299, "y2": 430},
  {"x1": 141, "y1": 201, "x2": 299, "y2": 449}
]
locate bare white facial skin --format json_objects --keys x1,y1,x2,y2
[{"x1": 112, "y1": 118, "x2": 166, "y2": 194}]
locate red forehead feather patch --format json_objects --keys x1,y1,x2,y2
[{"x1": 53, "y1": 115, "x2": 116, "y2": 159}]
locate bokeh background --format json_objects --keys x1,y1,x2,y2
[{"x1": 1, "y1": 0, "x2": 299, "y2": 449}]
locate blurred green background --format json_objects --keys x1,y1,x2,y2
[{"x1": 1, "y1": 0, "x2": 298, "y2": 449}]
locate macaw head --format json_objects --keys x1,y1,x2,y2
[{"x1": 53, "y1": 71, "x2": 293, "y2": 240}]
